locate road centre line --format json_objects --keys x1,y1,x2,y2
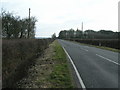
[
  {"x1": 96, "y1": 54, "x2": 120, "y2": 65},
  {"x1": 62, "y1": 46, "x2": 86, "y2": 89},
  {"x1": 84, "y1": 49, "x2": 88, "y2": 52},
  {"x1": 81, "y1": 48, "x2": 88, "y2": 52}
]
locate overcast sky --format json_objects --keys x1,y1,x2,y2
[{"x1": 1, "y1": 0, "x2": 119, "y2": 37}]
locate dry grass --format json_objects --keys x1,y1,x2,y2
[
  {"x1": 2, "y1": 38, "x2": 54, "y2": 88},
  {"x1": 16, "y1": 40, "x2": 74, "y2": 88}
]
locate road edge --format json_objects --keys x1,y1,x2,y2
[{"x1": 62, "y1": 46, "x2": 86, "y2": 90}]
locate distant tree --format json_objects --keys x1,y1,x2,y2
[
  {"x1": 98, "y1": 30, "x2": 113, "y2": 34},
  {"x1": 58, "y1": 28, "x2": 118, "y2": 39},
  {"x1": 12, "y1": 16, "x2": 21, "y2": 38},
  {"x1": 98, "y1": 30, "x2": 115, "y2": 39},
  {"x1": 2, "y1": 11, "x2": 15, "y2": 38},
  {"x1": 76, "y1": 28, "x2": 82, "y2": 38},
  {"x1": 19, "y1": 19, "x2": 26, "y2": 38},
  {"x1": 84, "y1": 30, "x2": 96, "y2": 39},
  {"x1": 27, "y1": 17, "x2": 37, "y2": 38},
  {"x1": 1, "y1": 10, "x2": 37, "y2": 39},
  {"x1": 59, "y1": 30, "x2": 67, "y2": 39},
  {"x1": 68, "y1": 28, "x2": 75, "y2": 38},
  {"x1": 52, "y1": 33, "x2": 56, "y2": 39}
]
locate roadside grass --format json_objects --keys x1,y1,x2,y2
[
  {"x1": 95, "y1": 45, "x2": 120, "y2": 52},
  {"x1": 16, "y1": 40, "x2": 74, "y2": 88},
  {"x1": 68, "y1": 40, "x2": 120, "y2": 53},
  {"x1": 48, "y1": 40, "x2": 74, "y2": 88}
]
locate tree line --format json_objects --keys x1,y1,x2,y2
[
  {"x1": 1, "y1": 10, "x2": 37, "y2": 39},
  {"x1": 58, "y1": 28, "x2": 119, "y2": 39}
]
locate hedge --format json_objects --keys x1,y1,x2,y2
[
  {"x1": 2, "y1": 39, "x2": 54, "y2": 88},
  {"x1": 67, "y1": 39, "x2": 119, "y2": 49}
]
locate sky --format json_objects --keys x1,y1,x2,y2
[{"x1": 1, "y1": 0, "x2": 119, "y2": 37}]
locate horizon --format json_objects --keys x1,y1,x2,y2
[{"x1": 1, "y1": 0, "x2": 119, "y2": 37}]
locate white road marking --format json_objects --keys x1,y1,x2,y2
[
  {"x1": 81, "y1": 48, "x2": 88, "y2": 52},
  {"x1": 62, "y1": 46, "x2": 86, "y2": 89},
  {"x1": 84, "y1": 49, "x2": 88, "y2": 52},
  {"x1": 96, "y1": 54, "x2": 120, "y2": 65}
]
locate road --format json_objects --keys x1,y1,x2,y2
[{"x1": 58, "y1": 39, "x2": 119, "y2": 88}]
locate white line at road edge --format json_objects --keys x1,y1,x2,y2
[
  {"x1": 96, "y1": 54, "x2": 120, "y2": 65},
  {"x1": 62, "y1": 46, "x2": 86, "y2": 89},
  {"x1": 80, "y1": 48, "x2": 88, "y2": 52}
]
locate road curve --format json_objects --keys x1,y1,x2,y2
[{"x1": 58, "y1": 39, "x2": 119, "y2": 88}]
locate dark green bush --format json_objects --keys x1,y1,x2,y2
[
  {"x1": 2, "y1": 39, "x2": 54, "y2": 88},
  {"x1": 68, "y1": 39, "x2": 119, "y2": 49}
]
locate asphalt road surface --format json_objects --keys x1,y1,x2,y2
[{"x1": 58, "y1": 39, "x2": 119, "y2": 88}]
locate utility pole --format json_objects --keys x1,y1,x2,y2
[
  {"x1": 81, "y1": 22, "x2": 84, "y2": 39},
  {"x1": 82, "y1": 22, "x2": 83, "y2": 32},
  {"x1": 28, "y1": 8, "x2": 30, "y2": 38}
]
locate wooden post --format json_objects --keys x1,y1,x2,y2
[
  {"x1": 28, "y1": 8, "x2": 30, "y2": 38},
  {"x1": 82, "y1": 22, "x2": 84, "y2": 39}
]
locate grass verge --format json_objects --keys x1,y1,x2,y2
[
  {"x1": 48, "y1": 40, "x2": 74, "y2": 88},
  {"x1": 16, "y1": 40, "x2": 74, "y2": 88}
]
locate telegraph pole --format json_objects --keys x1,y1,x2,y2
[
  {"x1": 81, "y1": 22, "x2": 84, "y2": 39},
  {"x1": 82, "y1": 22, "x2": 83, "y2": 32},
  {"x1": 28, "y1": 8, "x2": 30, "y2": 38}
]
